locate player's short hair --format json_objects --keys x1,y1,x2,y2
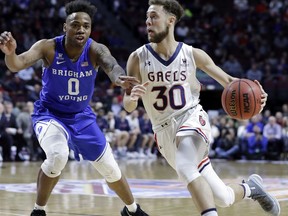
[
  {"x1": 149, "y1": 0, "x2": 184, "y2": 23},
  {"x1": 65, "y1": 0, "x2": 97, "y2": 21}
]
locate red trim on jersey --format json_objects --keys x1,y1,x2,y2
[
  {"x1": 178, "y1": 126, "x2": 209, "y2": 143},
  {"x1": 154, "y1": 134, "x2": 160, "y2": 151},
  {"x1": 198, "y1": 157, "x2": 209, "y2": 169}
]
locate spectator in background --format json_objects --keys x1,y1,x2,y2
[
  {"x1": 111, "y1": 96, "x2": 122, "y2": 116},
  {"x1": 107, "y1": 30, "x2": 125, "y2": 48},
  {"x1": 269, "y1": 0, "x2": 283, "y2": 16},
  {"x1": 126, "y1": 109, "x2": 141, "y2": 157},
  {"x1": 113, "y1": 0, "x2": 121, "y2": 15},
  {"x1": 222, "y1": 54, "x2": 244, "y2": 78},
  {"x1": 0, "y1": 101, "x2": 21, "y2": 161},
  {"x1": 16, "y1": 101, "x2": 36, "y2": 161},
  {"x1": 175, "y1": 20, "x2": 189, "y2": 41},
  {"x1": 236, "y1": 119, "x2": 249, "y2": 140},
  {"x1": 138, "y1": 112, "x2": 156, "y2": 158},
  {"x1": 16, "y1": 66, "x2": 35, "y2": 81},
  {"x1": 27, "y1": 83, "x2": 41, "y2": 102},
  {"x1": 263, "y1": 116, "x2": 283, "y2": 160},
  {"x1": 245, "y1": 125, "x2": 268, "y2": 160},
  {"x1": 95, "y1": 108, "x2": 109, "y2": 132},
  {"x1": 104, "y1": 88, "x2": 115, "y2": 112},
  {"x1": 273, "y1": 32, "x2": 288, "y2": 53},
  {"x1": 105, "y1": 111, "x2": 117, "y2": 150},
  {"x1": 246, "y1": 62, "x2": 263, "y2": 81},
  {"x1": 0, "y1": 102, "x2": 6, "y2": 161},
  {"x1": 115, "y1": 110, "x2": 130, "y2": 158},
  {"x1": 282, "y1": 103, "x2": 288, "y2": 117},
  {"x1": 245, "y1": 114, "x2": 264, "y2": 137},
  {"x1": 276, "y1": 55, "x2": 288, "y2": 75},
  {"x1": 3, "y1": 75, "x2": 27, "y2": 102},
  {"x1": 234, "y1": 0, "x2": 249, "y2": 11},
  {"x1": 281, "y1": 116, "x2": 288, "y2": 160},
  {"x1": 0, "y1": 90, "x2": 11, "y2": 103},
  {"x1": 262, "y1": 109, "x2": 272, "y2": 124},
  {"x1": 215, "y1": 127, "x2": 240, "y2": 159},
  {"x1": 208, "y1": 117, "x2": 221, "y2": 158},
  {"x1": 275, "y1": 111, "x2": 284, "y2": 126}
]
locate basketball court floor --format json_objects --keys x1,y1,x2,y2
[{"x1": 0, "y1": 158, "x2": 287, "y2": 216}]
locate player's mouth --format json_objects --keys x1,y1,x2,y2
[
  {"x1": 147, "y1": 29, "x2": 154, "y2": 35},
  {"x1": 75, "y1": 35, "x2": 85, "y2": 43}
]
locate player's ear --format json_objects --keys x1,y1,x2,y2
[
  {"x1": 63, "y1": 23, "x2": 67, "y2": 32},
  {"x1": 169, "y1": 15, "x2": 176, "y2": 26}
]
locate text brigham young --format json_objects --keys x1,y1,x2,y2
[{"x1": 52, "y1": 69, "x2": 93, "y2": 78}]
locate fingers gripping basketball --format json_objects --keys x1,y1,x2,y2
[{"x1": 221, "y1": 79, "x2": 262, "y2": 120}]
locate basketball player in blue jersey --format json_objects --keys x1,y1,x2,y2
[
  {"x1": 123, "y1": 0, "x2": 280, "y2": 216},
  {"x1": 0, "y1": 1, "x2": 148, "y2": 216}
]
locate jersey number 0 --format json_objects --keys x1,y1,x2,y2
[{"x1": 68, "y1": 78, "x2": 80, "y2": 95}]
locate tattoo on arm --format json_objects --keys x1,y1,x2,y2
[{"x1": 96, "y1": 44, "x2": 125, "y2": 83}]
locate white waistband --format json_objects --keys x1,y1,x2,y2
[{"x1": 152, "y1": 104, "x2": 198, "y2": 133}]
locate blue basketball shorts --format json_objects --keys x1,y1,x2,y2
[{"x1": 32, "y1": 101, "x2": 106, "y2": 161}]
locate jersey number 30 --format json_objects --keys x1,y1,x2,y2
[{"x1": 152, "y1": 85, "x2": 186, "y2": 111}]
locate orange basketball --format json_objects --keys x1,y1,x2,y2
[{"x1": 221, "y1": 79, "x2": 262, "y2": 120}]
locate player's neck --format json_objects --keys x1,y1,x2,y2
[
  {"x1": 64, "y1": 42, "x2": 84, "y2": 62},
  {"x1": 151, "y1": 39, "x2": 178, "y2": 60}
]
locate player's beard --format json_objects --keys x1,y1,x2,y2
[{"x1": 148, "y1": 26, "x2": 169, "y2": 43}]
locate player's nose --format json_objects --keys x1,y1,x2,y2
[{"x1": 77, "y1": 26, "x2": 85, "y2": 33}]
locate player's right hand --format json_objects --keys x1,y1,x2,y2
[
  {"x1": 254, "y1": 80, "x2": 268, "y2": 113},
  {"x1": 130, "y1": 81, "x2": 149, "y2": 101},
  {"x1": 0, "y1": 31, "x2": 17, "y2": 55}
]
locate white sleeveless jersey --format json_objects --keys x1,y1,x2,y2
[{"x1": 136, "y1": 42, "x2": 201, "y2": 126}]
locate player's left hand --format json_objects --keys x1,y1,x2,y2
[
  {"x1": 130, "y1": 81, "x2": 149, "y2": 101},
  {"x1": 254, "y1": 80, "x2": 268, "y2": 113},
  {"x1": 116, "y1": 76, "x2": 140, "y2": 89}
]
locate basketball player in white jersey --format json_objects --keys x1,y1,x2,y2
[
  {"x1": 0, "y1": 1, "x2": 149, "y2": 216},
  {"x1": 123, "y1": 0, "x2": 280, "y2": 216}
]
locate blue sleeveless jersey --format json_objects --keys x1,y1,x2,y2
[
  {"x1": 40, "y1": 35, "x2": 97, "y2": 114},
  {"x1": 32, "y1": 35, "x2": 107, "y2": 161}
]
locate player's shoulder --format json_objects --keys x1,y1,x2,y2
[
  {"x1": 129, "y1": 49, "x2": 139, "y2": 58},
  {"x1": 180, "y1": 42, "x2": 193, "y2": 50},
  {"x1": 89, "y1": 40, "x2": 107, "y2": 51},
  {"x1": 89, "y1": 40, "x2": 112, "y2": 59},
  {"x1": 32, "y1": 38, "x2": 55, "y2": 51},
  {"x1": 126, "y1": 50, "x2": 140, "y2": 65},
  {"x1": 130, "y1": 44, "x2": 148, "y2": 59},
  {"x1": 38, "y1": 38, "x2": 55, "y2": 46}
]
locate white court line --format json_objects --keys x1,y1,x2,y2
[{"x1": 0, "y1": 212, "x2": 24, "y2": 216}]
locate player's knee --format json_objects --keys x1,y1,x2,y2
[
  {"x1": 176, "y1": 163, "x2": 200, "y2": 184},
  {"x1": 90, "y1": 145, "x2": 122, "y2": 183},
  {"x1": 100, "y1": 160, "x2": 122, "y2": 183},
  {"x1": 41, "y1": 148, "x2": 69, "y2": 178},
  {"x1": 214, "y1": 186, "x2": 235, "y2": 208}
]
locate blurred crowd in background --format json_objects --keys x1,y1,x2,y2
[{"x1": 0, "y1": 0, "x2": 288, "y2": 162}]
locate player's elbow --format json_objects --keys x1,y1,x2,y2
[
  {"x1": 5, "y1": 61, "x2": 22, "y2": 73},
  {"x1": 123, "y1": 104, "x2": 135, "y2": 113},
  {"x1": 7, "y1": 67, "x2": 19, "y2": 73},
  {"x1": 123, "y1": 102, "x2": 137, "y2": 113},
  {"x1": 123, "y1": 95, "x2": 138, "y2": 113}
]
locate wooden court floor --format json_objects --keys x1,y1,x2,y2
[{"x1": 0, "y1": 158, "x2": 287, "y2": 216}]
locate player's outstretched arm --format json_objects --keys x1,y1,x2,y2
[
  {"x1": 93, "y1": 43, "x2": 139, "y2": 89},
  {"x1": 0, "y1": 31, "x2": 45, "y2": 72},
  {"x1": 123, "y1": 51, "x2": 146, "y2": 113},
  {"x1": 193, "y1": 47, "x2": 236, "y2": 88}
]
